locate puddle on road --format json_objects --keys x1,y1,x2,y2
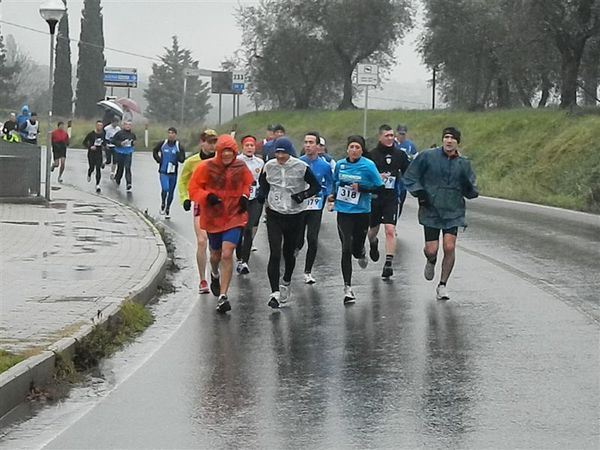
[{"x1": 0, "y1": 221, "x2": 39, "y2": 226}]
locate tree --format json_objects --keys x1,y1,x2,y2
[
  {"x1": 580, "y1": 36, "x2": 600, "y2": 106},
  {"x1": 312, "y1": 0, "x2": 414, "y2": 109},
  {"x1": 0, "y1": 26, "x2": 20, "y2": 109},
  {"x1": 237, "y1": 0, "x2": 412, "y2": 110},
  {"x1": 144, "y1": 36, "x2": 211, "y2": 124},
  {"x1": 75, "y1": 0, "x2": 105, "y2": 118},
  {"x1": 534, "y1": 0, "x2": 600, "y2": 108},
  {"x1": 53, "y1": 0, "x2": 73, "y2": 118}
]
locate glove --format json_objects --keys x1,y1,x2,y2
[
  {"x1": 239, "y1": 195, "x2": 249, "y2": 213},
  {"x1": 207, "y1": 193, "x2": 221, "y2": 206},
  {"x1": 417, "y1": 191, "x2": 429, "y2": 206},
  {"x1": 183, "y1": 199, "x2": 191, "y2": 211},
  {"x1": 291, "y1": 191, "x2": 307, "y2": 204}
]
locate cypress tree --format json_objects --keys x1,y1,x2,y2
[
  {"x1": 53, "y1": 0, "x2": 73, "y2": 118},
  {"x1": 0, "y1": 26, "x2": 19, "y2": 109},
  {"x1": 74, "y1": 0, "x2": 105, "y2": 118}
]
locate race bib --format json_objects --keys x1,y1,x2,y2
[
  {"x1": 122, "y1": 139, "x2": 132, "y2": 147},
  {"x1": 94, "y1": 138, "x2": 103, "y2": 147},
  {"x1": 384, "y1": 175, "x2": 396, "y2": 189},
  {"x1": 27, "y1": 131, "x2": 37, "y2": 139},
  {"x1": 336, "y1": 186, "x2": 360, "y2": 205},
  {"x1": 166, "y1": 162, "x2": 176, "y2": 174},
  {"x1": 305, "y1": 196, "x2": 323, "y2": 210},
  {"x1": 249, "y1": 185, "x2": 257, "y2": 200}
]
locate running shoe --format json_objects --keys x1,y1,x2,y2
[
  {"x1": 304, "y1": 273, "x2": 316, "y2": 284},
  {"x1": 101, "y1": 163, "x2": 105, "y2": 169},
  {"x1": 110, "y1": 173, "x2": 115, "y2": 180},
  {"x1": 343, "y1": 285, "x2": 356, "y2": 304},
  {"x1": 381, "y1": 261, "x2": 393, "y2": 278},
  {"x1": 50, "y1": 164, "x2": 55, "y2": 172},
  {"x1": 268, "y1": 291, "x2": 280, "y2": 309},
  {"x1": 95, "y1": 185, "x2": 101, "y2": 193},
  {"x1": 235, "y1": 261, "x2": 243, "y2": 274},
  {"x1": 87, "y1": 175, "x2": 91, "y2": 183},
  {"x1": 369, "y1": 238, "x2": 380, "y2": 262},
  {"x1": 199, "y1": 280, "x2": 209, "y2": 294},
  {"x1": 210, "y1": 272, "x2": 221, "y2": 296},
  {"x1": 424, "y1": 259, "x2": 435, "y2": 281},
  {"x1": 357, "y1": 248, "x2": 368, "y2": 269},
  {"x1": 58, "y1": 177, "x2": 63, "y2": 183},
  {"x1": 126, "y1": 184, "x2": 132, "y2": 192},
  {"x1": 251, "y1": 246, "x2": 258, "y2": 252},
  {"x1": 165, "y1": 208, "x2": 171, "y2": 219},
  {"x1": 239, "y1": 262, "x2": 250, "y2": 275},
  {"x1": 216, "y1": 295, "x2": 231, "y2": 313},
  {"x1": 279, "y1": 282, "x2": 291, "y2": 304},
  {"x1": 159, "y1": 205, "x2": 166, "y2": 215},
  {"x1": 436, "y1": 284, "x2": 450, "y2": 300}
]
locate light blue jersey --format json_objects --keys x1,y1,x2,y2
[{"x1": 333, "y1": 157, "x2": 383, "y2": 214}]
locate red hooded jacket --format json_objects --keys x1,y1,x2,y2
[{"x1": 188, "y1": 134, "x2": 253, "y2": 233}]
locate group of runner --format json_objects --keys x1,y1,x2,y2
[
  {"x1": 171, "y1": 123, "x2": 478, "y2": 313},
  {"x1": 51, "y1": 118, "x2": 137, "y2": 193}
]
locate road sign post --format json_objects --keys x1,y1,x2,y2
[{"x1": 355, "y1": 63, "x2": 378, "y2": 139}]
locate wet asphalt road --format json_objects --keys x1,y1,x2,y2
[{"x1": 1, "y1": 149, "x2": 599, "y2": 449}]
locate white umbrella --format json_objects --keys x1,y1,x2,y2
[{"x1": 97, "y1": 100, "x2": 123, "y2": 117}]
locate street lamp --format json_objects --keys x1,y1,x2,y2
[{"x1": 39, "y1": 0, "x2": 66, "y2": 201}]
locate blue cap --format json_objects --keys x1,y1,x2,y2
[{"x1": 273, "y1": 137, "x2": 296, "y2": 156}]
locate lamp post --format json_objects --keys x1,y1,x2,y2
[{"x1": 39, "y1": 0, "x2": 66, "y2": 201}]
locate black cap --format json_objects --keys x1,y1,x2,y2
[
  {"x1": 442, "y1": 127, "x2": 461, "y2": 144},
  {"x1": 347, "y1": 135, "x2": 366, "y2": 151},
  {"x1": 272, "y1": 124, "x2": 285, "y2": 133}
]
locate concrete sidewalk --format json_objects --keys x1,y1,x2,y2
[{"x1": 0, "y1": 185, "x2": 167, "y2": 417}]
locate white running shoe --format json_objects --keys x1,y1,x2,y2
[
  {"x1": 424, "y1": 260, "x2": 435, "y2": 281},
  {"x1": 279, "y1": 282, "x2": 291, "y2": 304},
  {"x1": 343, "y1": 285, "x2": 356, "y2": 304},
  {"x1": 436, "y1": 284, "x2": 450, "y2": 300},
  {"x1": 58, "y1": 176, "x2": 63, "y2": 183},
  {"x1": 159, "y1": 206, "x2": 166, "y2": 215},
  {"x1": 235, "y1": 260, "x2": 243, "y2": 274},
  {"x1": 95, "y1": 185, "x2": 101, "y2": 193},
  {"x1": 239, "y1": 262, "x2": 250, "y2": 275},
  {"x1": 304, "y1": 273, "x2": 316, "y2": 284},
  {"x1": 268, "y1": 291, "x2": 280, "y2": 309},
  {"x1": 126, "y1": 184, "x2": 132, "y2": 192}
]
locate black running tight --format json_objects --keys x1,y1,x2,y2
[{"x1": 337, "y1": 212, "x2": 370, "y2": 285}]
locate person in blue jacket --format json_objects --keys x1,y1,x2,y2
[
  {"x1": 327, "y1": 135, "x2": 384, "y2": 304},
  {"x1": 404, "y1": 126, "x2": 478, "y2": 301},
  {"x1": 153, "y1": 127, "x2": 186, "y2": 219},
  {"x1": 394, "y1": 124, "x2": 419, "y2": 215},
  {"x1": 298, "y1": 131, "x2": 334, "y2": 284}
]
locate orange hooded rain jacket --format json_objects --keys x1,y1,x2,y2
[{"x1": 188, "y1": 134, "x2": 254, "y2": 233}]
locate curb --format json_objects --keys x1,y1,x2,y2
[{"x1": 0, "y1": 190, "x2": 169, "y2": 419}]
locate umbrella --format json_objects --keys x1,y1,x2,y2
[
  {"x1": 97, "y1": 100, "x2": 123, "y2": 117},
  {"x1": 116, "y1": 97, "x2": 141, "y2": 113}
]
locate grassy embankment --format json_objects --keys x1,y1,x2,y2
[{"x1": 221, "y1": 109, "x2": 600, "y2": 213}]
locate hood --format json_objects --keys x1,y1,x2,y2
[
  {"x1": 20, "y1": 105, "x2": 29, "y2": 114},
  {"x1": 214, "y1": 134, "x2": 239, "y2": 166}
]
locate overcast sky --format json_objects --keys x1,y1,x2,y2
[{"x1": 1, "y1": 0, "x2": 431, "y2": 112}]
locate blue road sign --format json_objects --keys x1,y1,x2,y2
[{"x1": 104, "y1": 67, "x2": 138, "y2": 88}]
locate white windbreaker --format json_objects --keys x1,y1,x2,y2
[{"x1": 261, "y1": 157, "x2": 317, "y2": 215}]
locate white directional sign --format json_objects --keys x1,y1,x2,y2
[
  {"x1": 232, "y1": 71, "x2": 246, "y2": 94},
  {"x1": 356, "y1": 63, "x2": 378, "y2": 86}
]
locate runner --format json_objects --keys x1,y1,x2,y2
[
  {"x1": 20, "y1": 112, "x2": 39, "y2": 145},
  {"x1": 256, "y1": 137, "x2": 320, "y2": 308},
  {"x1": 298, "y1": 131, "x2": 334, "y2": 284},
  {"x1": 50, "y1": 121, "x2": 69, "y2": 183},
  {"x1": 188, "y1": 134, "x2": 254, "y2": 313},
  {"x1": 111, "y1": 121, "x2": 136, "y2": 192},
  {"x1": 82, "y1": 120, "x2": 105, "y2": 193},
  {"x1": 404, "y1": 127, "x2": 478, "y2": 300},
  {"x1": 104, "y1": 116, "x2": 121, "y2": 178},
  {"x1": 152, "y1": 127, "x2": 186, "y2": 219},
  {"x1": 178, "y1": 129, "x2": 218, "y2": 294},
  {"x1": 262, "y1": 124, "x2": 286, "y2": 162},
  {"x1": 394, "y1": 124, "x2": 419, "y2": 216},
  {"x1": 235, "y1": 135, "x2": 264, "y2": 275},
  {"x1": 366, "y1": 124, "x2": 410, "y2": 279},
  {"x1": 327, "y1": 135, "x2": 384, "y2": 304},
  {"x1": 318, "y1": 136, "x2": 336, "y2": 171}
]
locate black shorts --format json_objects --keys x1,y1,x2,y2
[
  {"x1": 424, "y1": 226, "x2": 458, "y2": 242},
  {"x1": 369, "y1": 196, "x2": 398, "y2": 226},
  {"x1": 52, "y1": 147, "x2": 66, "y2": 159}
]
